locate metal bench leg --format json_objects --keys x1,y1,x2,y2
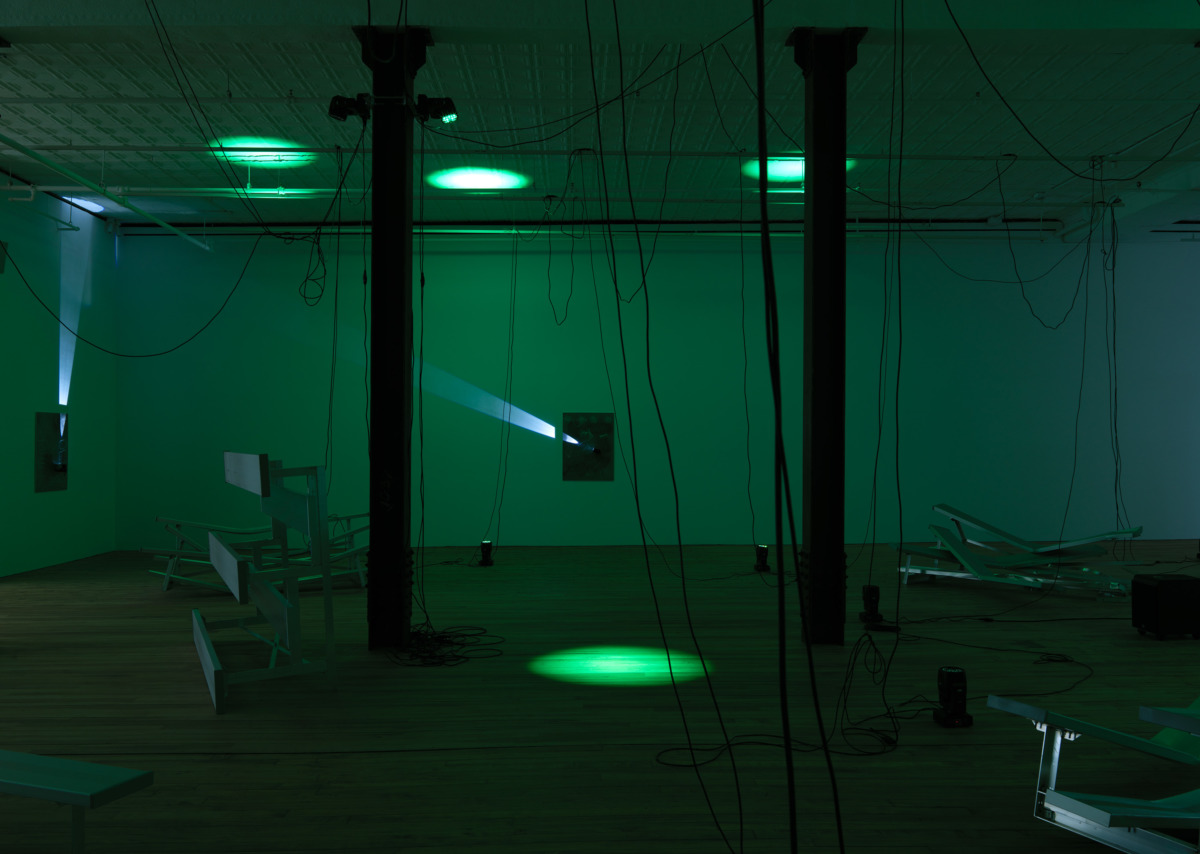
[
  {"x1": 1034, "y1": 722, "x2": 1077, "y2": 819},
  {"x1": 71, "y1": 805, "x2": 85, "y2": 854}
]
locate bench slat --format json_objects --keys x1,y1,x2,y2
[{"x1": 0, "y1": 749, "x2": 152, "y2": 808}]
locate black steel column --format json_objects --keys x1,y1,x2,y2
[
  {"x1": 356, "y1": 26, "x2": 431, "y2": 650},
  {"x1": 789, "y1": 27, "x2": 865, "y2": 645}
]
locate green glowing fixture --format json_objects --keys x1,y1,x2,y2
[
  {"x1": 427, "y1": 167, "x2": 529, "y2": 190},
  {"x1": 529, "y1": 645, "x2": 709, "y2": 686},
  {"x1": 741, "y1": 157, "x2": 857, "y2": 182},
  {"x1": 210, "y1": 136, "x2": 318, "y2": 169},
  {"x1": 416, "y1": 95, "x2": 458, "y2": 124}
]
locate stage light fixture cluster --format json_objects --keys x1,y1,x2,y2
[
  {"x1": 416, "y1": 94, "x2": 458, "y2": 124},
  {"x1": 327, "y1": 93, "x2": 372, "y2": 123}
]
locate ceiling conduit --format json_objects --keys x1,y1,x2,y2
[{"x1": 0, "y1": 130, "x2": 212, "y2": 252}]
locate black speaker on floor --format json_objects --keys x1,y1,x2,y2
[
  {"x1": 1132, "y1": 574, "x2": 1200, "y2": 639},
  {"x1": 860, "y1": 584, "x2": 883, "y2": 623},
  {"x1": 933, "y1": 666, "x2": 973, "y2": 728}
]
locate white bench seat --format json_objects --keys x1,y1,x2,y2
[{"x1": 0, "y1": 749, "x2": 152, "y2": 852}]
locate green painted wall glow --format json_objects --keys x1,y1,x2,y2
[
  {"x1": 529, "y1": 646, "x2": 709, "y2": 686},
  {"x1": 211, "y1": 136, "x2": 318, "y2": 168}
]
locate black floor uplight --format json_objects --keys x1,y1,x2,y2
[
  {"x1": 933, "y1": 666, "x2": 973, "y2": 727},
  {"x1": 479, "y1": 540, "x2": 493, "y2": 567}
]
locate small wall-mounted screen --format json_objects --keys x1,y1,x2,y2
[
  {"x1": 34, "y1": 411, "x2": 68, "y2": 493},
  {"x1": 562, "y1": 412, "x2": 614, "y2": 482}
]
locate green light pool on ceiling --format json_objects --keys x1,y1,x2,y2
[
  {"x1": 211, "y1": 136, "x2": 318, "y2": 169},
  {"x1": 741, "y1": 157, "x2": 857, "y2": 182},
  {"x1": 427, "y1": 167, "x2": 530, "y2": 190},
  {"x1": 529, "y1": 645, "x2": 709, "y2": 686}
]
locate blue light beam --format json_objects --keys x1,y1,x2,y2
[
  {"x1": 57, "y1": 213, "x2": 94, "y2": 406},
  {"x1": 419, "y1": 361, "x2": 558, "y2": 440}
]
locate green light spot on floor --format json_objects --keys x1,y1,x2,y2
[{"x1": 529, "y1": 645, "x2": 709, "y2": 686}]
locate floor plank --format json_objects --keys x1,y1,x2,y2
[{"x1": 0, "y1": 542, "x2": 1195, "y2": 853}]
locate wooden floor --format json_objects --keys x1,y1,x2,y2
[{"x1": 1, "y1": 541, "x2": 1198, "y2": 853}]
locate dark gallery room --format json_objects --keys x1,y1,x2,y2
[{"x1": 3, "y1": 1, "x2": 1200, "y2": 852}]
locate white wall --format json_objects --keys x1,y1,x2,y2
[
  {"x1": 111, "y1": 222, "x2": 1198, "y2": 556},
  {"x1": 0, "y1": 197, "x2": 117, "y2": 576}
]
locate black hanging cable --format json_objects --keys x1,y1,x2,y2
[
  {"x1": 584, "y1": 4, "x2": 741, "y2": 852},
  {"x1": 324, "y1": 146, "x2": 344, "y2": 496},
  {"x1": 428, "y1": 2, "x2": 776, "y2": 152},
  {"x1": 144, "y1": 0, "x2": 270, "y2": 232},
  {"x1": 752, "y1": 5, "x2": 839, "y2": 854},
  {"x1": 890, "y1": 0, "x2": 908, "y2": 695},
  {"x1": 701, "y1": 44, "x2": 745, "y2": 153},
  {"x1": 943, "y1": 0, "x2": 1200, "y2": 184},
  {"x1": 850, "y1": 153, "x2": 1020, "y2": 213},
  {"x1": 4, "y1": 237, "x2": 262, "y2": 358},
  {"x1": 997, "y1": 173, "x2": 1102, "y2": 613},
  {"x1": 612, "y1": 5, "x2": 746, "y2": 848},
  {"x1": 719, "y1": 44, "x2": 805, "y2": 153},
  {"x1": 860, "y1": 11, "x2": 904, "y2": 586},
  {"x1": 475, "y1": 228, "x2": 519, "y2": 562},
  {"x1": 580, "y1": 149, "x2": 631, "y2": 487},
  {"x1": 362, "y1": 144, "x2": 371, "y2": 454},
  {"x1": 546, "y1": 189, "x2": 573, "y2": 325},
  {"x1": 1059, "y1": 186, "x2": 1099, "y2": 549},
  {"x1": 7, "y1": 0, "x2": 377, "y2": 364},
  {"x1": 297, "y1": 123, "x2": 370, "y2": 307},
  {"x1": 998, "y1": 156, "x2": 1085, "y2": 330},
  {"x1": 577, "y1": 149, "x2": 651, "y2": 516},
  {"x1": 640, "y1": 45, "x2": 684, "y2": 283},
  {"x1": 429, "y1": 45, "x2": 670, "y2": 147},
  {"x1": 362, "y1": 0, "x2": 409, "y2": 65},
  {"x1": 905, "y1": 214, "x2": 1095, "y2": 285},
  {"x1": 875, "y1": 0, "x2": 910, "y2": 764},
  {"x1": 1107, "y1": 205, "x2": 1134, "y2": 556}
]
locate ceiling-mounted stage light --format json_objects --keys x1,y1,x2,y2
[
  {"x1": 328, "y1": 93, "x2": 372, "y2": 123},
  {"x1": 416, "y1": 94, "x2": 458, "y2": 124}
]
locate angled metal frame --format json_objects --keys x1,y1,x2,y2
[
  {"x1": 991, "y1": 694, "x2": 1200, "y2": 854},
  {"x1": 144, "y1": 511, "x2": 367, "y2": 591},
  {"x1": 191, "y1": 453, "x2": 343, "y2": 713},
  {"x1": 893, "y1": 505, "x2": 1141, "y2": 595}
]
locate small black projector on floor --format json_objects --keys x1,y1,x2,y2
[
  {"x1": 934, "y1": 665, "x2": 973, "y2": 728},
  {"x1": 1132, "y1": 573, "x2": 1200, "y2": 639}
]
